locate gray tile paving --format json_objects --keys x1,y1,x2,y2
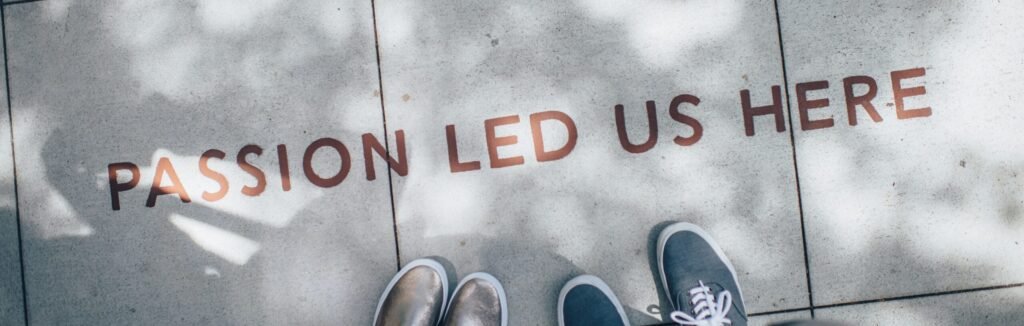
[
  {"x1": 644, "y1": 310, "x2": 811, "y2": 326},
  {"x1": 0, "y1": 0, "x2": 1019, "y2": 324},
  {"x1": 376, "y1": 0, "x2": 807, "y2": 324},
  {"x1": 0, "y1": 15, "x2": 26, "y2": 326},
  {"x1": 5, "y1": 0, "x2": 396, "y2": 324},
  {"x1": 778, "y1": 0, "x2": 1024, "y2": 305},
  {"x1": 817, "y1": 286, "x2": 1024, "y2": 325},
  {"x1": 749, "y1": 310, "x2": 812, "y2": 326}
]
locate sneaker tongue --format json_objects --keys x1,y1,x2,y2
[
  {"x1": 673, "y1": 290, "x2": 706, "y2": 316},
  {"x1": 679, "y1": 282, "x2": 724, "y2": 316}
]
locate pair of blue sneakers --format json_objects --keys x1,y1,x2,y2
[{"x1": 558, "y1": 222, "x2": 747, "y2": 326}]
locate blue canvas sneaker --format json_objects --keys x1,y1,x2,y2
[
  {"x1": 658, "y1": 223, "x2": 747, "y2": 326},
  {"x1": 558, "y1": 275, "x2": 630, "y2": 326}
]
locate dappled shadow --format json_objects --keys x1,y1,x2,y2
[
  {"x1": 1, "y1": 0, "x2": 1022, "y2": 325},
  {"x1": 377, "y1": 0, "x2": 808, "y2": 324},
  {"x1": 777, "y1": 0, "x2": 1024, "y2": 317},
  {"x1": 0, "y1": 206, "x2": 23, "y2": 325},
  {"x1": 6, "y1": 0, "x2": 396, "y2": 324}
]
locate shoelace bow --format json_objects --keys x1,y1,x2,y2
[{"x1": 669, "y1": 280, "x2": 733, "y2": 326}]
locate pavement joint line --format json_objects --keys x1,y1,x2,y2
[
  {"x1": 369, "y1": 0, "x2": 402, "y2": 272},
  {"x1": 640, "y1": 307, "x2": 814, "y2": 325},
  {"x1": 1, "y1": 3, "x2": 29, "y2": 324},
  {"x1": 771, "y1": 0, "x2": 816, "y2": 318},
  {"x1": 2, "y1": 0, "x2": 44, "y2": 7},
  {"x1": 748, "y1": 306, "x2": 813, "y2": 317},
  {"x1": 2, "y1": 0, "x2": 409, "y2": 273},
  {"x1": 641, "y1": 282, "x2": 1024, "y2": 325},
  {"x1": 812, "y1": 282, "x2": 1024, "y2": 311}
]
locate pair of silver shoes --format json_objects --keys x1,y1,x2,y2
[{"x1": 373, "y1": 259, "x2": 508, "y2": 326}]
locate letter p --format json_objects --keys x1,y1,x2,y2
[{"x1": 108, "y1": 162, "x2": 140, "y2": 210}]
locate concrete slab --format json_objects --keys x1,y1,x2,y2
[
  {"x1": 749, "y1": 310, "x2": 812, "y2": 326},
  {"x1": 644, "y1": 310, "x2": 811, "y2": 326},
  {"x1": 0, "y1": 16, "x2": 26, "y2": 326},
  {"x1": 817, "y1": 286, "x2": 1024, "y2": 325},
  {"x1": 6, "y1": 1, "x2": 396, "y2": 324},
  {"x1": 376, "y1": 0, "x2": 807, "y2": 324},
  {"x1": 778, "y1": 0, "x2": 1024, "y2": 305}
]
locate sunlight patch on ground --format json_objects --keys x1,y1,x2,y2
[
  {"x1": 198, "y1": 0, "x2": 282, "y2": 34},
  {"x1": 575, "y1": 0, "x2": 741, "y2": 68},
  {"x1": 169, "y1": 213, "x2": 260, "y2": 265}
]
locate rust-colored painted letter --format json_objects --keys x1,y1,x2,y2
[
  {"x1": 303, "y1": 137, "x2": 351, "y2": 188},
  {"x1": 740, "y1": 86, "x2": 786, "y2": 136},
  {"x1": 891, "y1": 67, "x2": 931, "y2": 120},
  {"x1": 615, "y1": 101, "x2": 658, "y2": 153},
  {"x1": 146, "y1": 157, "x2": 192, "y2": 207},
  {"x1": 485, "y1": 115, "x2": 524, "y2": 169},
  {"x1": 530, "y1": 111, "x2": 577, "y2": 162},
  {"x1": 796, "y1": 80, "x2": 834, "y2": 131},
  {"x1": 446, "y1": 125, "x2": 481, "y2": 173},
  {"x1": 108, "y1": 162, "x2": 140, "y2": 210},
  {"x1": 843, "y1": 75, "x2": 882, "y2": 126},
  {"x1": 362, "y1": 130, "x2": 409, "y2": 181},
  {"x1": 669, "y1": 94, "x2": 703, "y2": 146},
  {"x1": 277, "y1": 144, "x2": 291, "y2": 192},
  {"x1": 199, "y1": 149, "x2": 229, "y2": 202},
  {"x1": 237, "y1": 145, "x2": 266, "y2": 197}
]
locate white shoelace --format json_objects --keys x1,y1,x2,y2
[{"x1": 669, "y1": 281, "x2": 733, "y2": 326}]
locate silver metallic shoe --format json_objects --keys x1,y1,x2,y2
[
  {"x1": 441, "y1": 272, "x2": 508, "y2": 326},
  {"x1": 373, "y1": 259, "x2": 450, "y2": 326}
]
